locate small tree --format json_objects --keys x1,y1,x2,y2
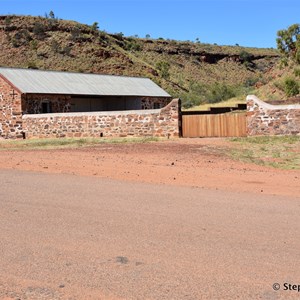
[
  {"x1": 276, "y1": 24, "x2": 300, "y2": 64},
  {"x1": 145, "y1": 34, "x2": 151, "y2": 39},
  {"x1": 91, "y1": 22, "x2": 99, "y2": 32},
  {"x1": 49, "y1": 10, "x2": 55, "y2": 19}
]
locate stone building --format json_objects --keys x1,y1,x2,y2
[{"x1": 0, "y1": 67, "x2": 180, "y2": 139}]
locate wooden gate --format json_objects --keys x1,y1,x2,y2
[{"x1": 182, "y1": 113, "x2": 247, "y2": 137}]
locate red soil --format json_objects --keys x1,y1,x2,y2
[{"x1": 0, "y1": 138, "x2": 299, "y2": 197}]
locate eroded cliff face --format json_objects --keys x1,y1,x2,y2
[{"x1": 141, "y1": 38, "x2": 278, "y2": 64}]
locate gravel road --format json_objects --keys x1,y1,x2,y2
[{"x1": 1, "y1": 169, "x2": 300, "y2": 299}]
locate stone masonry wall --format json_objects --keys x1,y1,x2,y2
[
  {"x1": 22, "y1": 99, "x2": 180, "y2": 139},
  {"x1": 247, "y1": 95, "x2": 300, "y2": 136},
  {"x1": 0, "y1": 76, "x2": 23, "y2": 139},
  {"x1": 22, "y1": 94, "x2": 72, "y2": 114},
  {"x1": 141, "y1": 97, "x2": 171, "y2": 109}
]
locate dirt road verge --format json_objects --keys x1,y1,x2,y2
[{"x1": 0, "y1": 138, "x2": 299, "y2": 197}]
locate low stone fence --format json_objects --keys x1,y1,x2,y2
[
  {"x1": 247, "y1": 95, "x2": 300, "y2": 136},
  {"x1": 22, "y1": 99, "x2": 180, "y2": 139}
]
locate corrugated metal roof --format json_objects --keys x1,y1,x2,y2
[{"x1": 0, "y1": 67, "x2": 171, "y2": 97}]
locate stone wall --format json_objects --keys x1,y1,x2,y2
[
  {"x1": 0, "y1": 76, "x2": 23, "y2": 138},
  {"x1": 22, "y1": 94, "x2": 72, "y2": 114},
  {"x1": 22, "y1": 99, "x2": 180, "y2": 139},
  {"x1": 247, "y1": 95, "x2": 300, "y2": 136},
  {"x1": 141, "y1": 97, "x2": 171, "y2": 109}
]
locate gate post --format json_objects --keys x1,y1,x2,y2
[{"x1": 178, "y1": 98, "x2": 183, "y2": 137}]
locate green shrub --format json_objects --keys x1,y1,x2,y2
[
  {"x1": 182, "y1": 99, "x2": 195, "y2": 109},
  {"x1": 283, "y1": 77, "x2": 299, "y2": 97},
  {"x1": 207, "y1": 83, "x2": 236, "y2": 103},
  {"x1": 181, "y1": 94, "x2": 206, "y2": 109},
  {"x1": 114, "y1": 32, "x2": 124, "y2": 40},
  {"x1": 51, "y1": 40, "x2": 60, "y2": 53},
  {"x1": 11, "y1": 38, "x2": 19, "y2": 48},
  {"x1": 70, "y1": 26, "x2": 82, "y2": 41},
  {"x1": 244, "y1": 77, "x2": 259, "y2": 87},
  {"x1": 47, "y1": 17, "x2": 58, "y2": 29},
  {"x1": 27, "y1": 61, "x2": 38, "y2": 69},
  {"x1": 180, "y1": 82, "x2": 207, "y2": 108},
  {"x1": 33, "y1": 22, "x2": 47, "y2": 40},
  {"x1": 294, "y1": 68, "x2": 300, "y2": 77},
  {"x1": 239, "y1": 50, "x2": 252, "y2": 63},
  {"x1": 4, "y1": 16, "x2": 12, "y2": 26},
  {"x1": 273, "y1": 80, "x2": 283, "y2": 90},
  {"x1": 156, "y1": 61, "x2": 170, "y2": 79},
  {"x1": 125, "y1": 40, "x2": 141, "y2": 51},
  {"x1": 60, "y1": 46, "x2": 72, "y2": 56},
  {"x1": 180, "y1": 81, "x2": 241, "y2": 108},
  {"x1": 11, "y1": 29, "x2": 31, "y2": 47},
  {"x1": 279, "y1": 57, "x2": 289, "y2": 69},
  {"x1": 30, "y1": 40, "x2": 38, "y2": 50}
]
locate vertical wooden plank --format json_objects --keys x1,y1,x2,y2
[{"x1": 182, "y1": 115, "x2": 186, "y2": 137}]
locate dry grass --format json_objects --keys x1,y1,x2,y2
[
  {"x1": 229, "y1": 136, "x2": 300, "y2": 169},
  {"x1": 0, "y1": 137, "x2": 161, "y2": 150}
]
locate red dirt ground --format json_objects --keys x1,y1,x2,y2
[{"x1": 0, "y1": 138, "x2": 299, "y2": 197}]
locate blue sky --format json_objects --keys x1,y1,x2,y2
[{"x1": 1, "y1": 0, "x2": 299, "y2": 48}]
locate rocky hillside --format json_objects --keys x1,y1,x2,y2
[{"x1": 0, "y1": 15, "x2": 280, "y2": 107}]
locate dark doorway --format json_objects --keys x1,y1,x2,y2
[{"x1": 42, "y1": 102, "x2": 52, "y2": 113}]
